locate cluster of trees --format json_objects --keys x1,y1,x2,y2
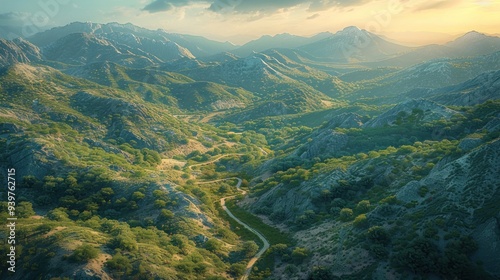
[{"x1": 391, "y1": 235, "x2": 483, "y2": 278}]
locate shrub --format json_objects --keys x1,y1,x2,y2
[
  {"x1": 353, "y1": 214, "x2": 368, "y2": 228},
  {"x1": 291, "y1": 247, "x2": 309, "y2": 263},
  {"x1": 355, "y1": 200, "x2": 371, "y2": 213},
  {"x1": 204, "y1": 239, "x2": 222, "y2": 253},
  {"x1": 242, "y1": 241, "x2": 259, "y2": 258},
  {"x1": 339, "y1": 208, "x2": 354, "y2": 222},
  {"x1": 308, "y1": 266, "x2": 336, "y2": 280},
  {"x1": 229, "y1": 263, "x2": 246, "y2": 277},
  {"x1": 69, "y1": 244, "x2": 99, "y2": 262},
  {"x1": 367, "y1": 226, "x2": 390, "y2": 245},
  {"x1": 106, "y1": 253, "x2": 132, "y2": 275}
]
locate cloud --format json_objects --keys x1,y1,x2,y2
[
  {"x1": 0, "y1": 12, "x2": 33, "y2": 39},
  {"x1": 307, "y1": 13, "x2": 320, "y2": 20},
  {"x1": 143, "y1": 0, "x2": 196, "y2": 13},
  {"x1": 143, "y1": 0, "x2": 376, "y2": 14},
  {"x1": 0, "y1": 12, "x2": 30, "y2": 25},
  {"x1": 412, "y1": 0, "x2": 460, "y2": 12}
]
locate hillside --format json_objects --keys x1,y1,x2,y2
[{"x1": 0, "y1": 22, "x2": 499, "y2": 280}]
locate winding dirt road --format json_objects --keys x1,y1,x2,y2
[{"x1": 196, "y1": 177, "x2": 270, "y2": 280}]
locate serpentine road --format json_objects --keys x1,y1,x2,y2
[{"x1": 196, "y1": 177, "x2": 270, "y2": 280}]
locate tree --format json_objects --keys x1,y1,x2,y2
[
  {"x1": 205, "y1": 239, "x2": 222, "y2": 253},
  {"x1": 242, "y1": 241, "x2": 259, "y2": 258},
  {"x1": 229, "y1": 263, "x2": 246, "y2": 277},
  {"x1": 131, "y1": 191, "x2": 145, "y2": 201},
  {"x1": 355, "y1": 200, "x2": 371, "y2": 213},
  {"x1": 392, "y1": 238, "x2": 439, "y2": 274},
  {"x1": 106, "y1": 253, "x2": 132, "y2": 276},
  {"x1": 291, "y1": 247, "x2": 309, "y2": 263},
  {"x1": 353, "y1": 214, "x2": 368, "y2": 228},
  {"x1": 17, "y1": 202, "x2": 35, "y2": 218},
  {"x1": 100, "y1": 187, "x2": 114, "y2": 199},
  {"x1": 69, "y1": 244, "x2": 99, "y2": 262},
  {"x1": 339, "y1": 208, "x2": 353, "y2": 222},
  {"x1": 270, "y1": 244, "x2": 288, "y2": 257},
  {"x1": 308, "y1": 266, "x2": 336, "y2": 280},
  {"x1": 367, "y1": 226, "x2": 390, "y2": 245}
]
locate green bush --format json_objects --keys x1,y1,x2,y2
[
  {"x1": 291, "y1": 247, "x2": 309, "y2": 263},
  {"x1": 106, "y1": 253, "x2": 132, "y2": 275},
  {"x1": 367, "y1": 226, "x2": 390, "y2": 245},
  {"x1": 355, "y1": 200, "x2": 371, "y2": 213},
  {"x1": 339, "y1": 208, "x2": 353, "y2": 222},
  {"x1": 69, "y1": 244, "x2": 99, "y2": 262},
  {"x1": 229, "y1": 263, "x2": 246, "y2": 277},
  {"x1": 353, "y1": 214, "x2": 368, "y2": 228}
]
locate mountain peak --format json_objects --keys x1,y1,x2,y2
[
  {"x1": 450, "y1": 30, "x2": 490, "y2": 44},
  {"x1": 461, "y1": 30, "x2": 488, "y2": 40},
  {"x1": 339, "y1": 26, "x2": 363, "y2": 35},
  {"x1": 274, "y1": 33, "x2": 293, "y2": 38},
  {"x1": 446, "y1": 30, "x2": 500, "y2": 50}
]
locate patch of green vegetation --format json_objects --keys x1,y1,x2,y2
[{"x1": 225, "y1": 200, "x2": 293, "y2": 247}]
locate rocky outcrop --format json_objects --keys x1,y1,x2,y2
[
  {"x1": 71, "y1": 91, "x2": 168, "y2": 150},
  {"x1": 71, "y1": 91, "x2": 150, "y2": 119},
  {"x1": 297, "y1": 131, "x2": 348, "y2": 159},
  {"x1": 325, "y1": 112, "x2": 364, "y2": 128},
  {"x1": 484, "y1": 114, "x2": 500, "y2": 132},
  {"x1": 363, "y1": 99, "x2": 459, "y2": 128},
  {"x1": 210, "y1": 99, "x2": 245, "y2": 111},
  {"x1": 251, "y1": 170, "x2": 346, "y2": 221},
  {"x1": 458, "y1": 138, "x2": 483, "y2": 151},
  {"x1": 8, "y1": 140, "x2": 56, "y2": 181}
]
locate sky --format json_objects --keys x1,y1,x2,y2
[{"x1": 0, "y1": 0, "x2": 499, "y2": 45}]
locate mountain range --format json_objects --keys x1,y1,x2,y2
[{"x1": 0, "y1": 21, "x2": 499, "y2": 280}]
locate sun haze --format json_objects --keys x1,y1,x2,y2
[{"x1": 0, "y1": 0, "x2": 499, "y2": 45}]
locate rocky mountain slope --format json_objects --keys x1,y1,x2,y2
[
  {"x1": 0, "y1": 38, "x2": 42, "y2": 67},
  {"x1": 1, "y1": 22, "x2": 499, "y2": 280},
  {"x1": 298, "y1": 26, "x2": 411, "y2": 62}
]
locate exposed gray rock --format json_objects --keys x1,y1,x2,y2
[
  {"x1": 8, "y1": 141, "x2": 53, "y2": 181},
  {"x1": 210, "y1": 99, "x2": 245, "y2": 111},
  {"x1": 326, "y1": 112, "x2": 364, "y2": 128},
  {"x1": 0, "y1": 123, "x2": 22, "y2": 134},
  {"x1": 363, "y1": 99, "x2": 459, "y2": 128},
  {"x1": 458, "y1": 138, "x2": 483, "y2": 151},
  {"x1": 298, "y1": 131, "x2": 348, "y2": 159},
  {"x1": 484, "y1": 114, "x2": 500, "y2": 132},
  {"x1": 250, "y1": 170, "x2": 346, "y2": 222},
  {"x1": 73, "y1": 268, "x2": 111, "y2": 280}
]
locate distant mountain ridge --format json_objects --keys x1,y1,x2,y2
[
  {"x1": 27, "y1": 22, "x2": 237, "y2": 57},
  {"x1": 230, "y1": 32, "x2": 333, "y2": 57},
  {"x1": 298, "y1": 26, "x2": 412, "y2": 62}
]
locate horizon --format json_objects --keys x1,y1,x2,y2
[
  {"x1": 0, "y1": 0, "x2": 499, "y2": 46},
  {"x1": 2, "y1": 19, "x2": 499, "y2": 48}
]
